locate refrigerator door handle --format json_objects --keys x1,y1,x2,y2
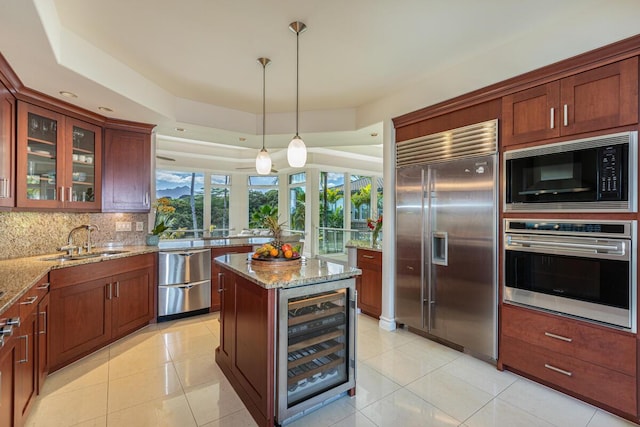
[{"x1": 431, "y1": 231, "x2": 448, "y2": 266}]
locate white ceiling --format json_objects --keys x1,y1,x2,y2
[{"x1": 0, "y1": 0, "x2": 639, "y2": 173}]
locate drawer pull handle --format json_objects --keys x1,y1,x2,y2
[
  {"x1": 36, "y1": 282, "x2": 50, "y2": 290},
  {"x1": 544, "y1": 363, "x2": 572, "y2": 377},
  {"x1": 20, "y1": 296, "x2": 38, "y2": 305},
  {"x1": 544, "y1": 332, "x2": 572, "y2": 342},
  {"x1": 362, "y1": 255, "x2": 375, "y2": 259}
]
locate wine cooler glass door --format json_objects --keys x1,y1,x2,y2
[{"x1": 277, "y1": 278, "x2": 356, "y2": 424}]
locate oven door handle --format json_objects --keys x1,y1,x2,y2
[{"x1": 507, "y1": 238, "x2": 624, "y2": 255}]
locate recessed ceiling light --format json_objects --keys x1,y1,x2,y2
[
  {"x1": 59, "y1": 91, "x2": 77, "y2": 98},
  {"x1": 98, "y1": 106, "x2": 113, "y2": 112},
  {"x1": 175, "y1": 127, "x2": 185, "y2": 132}
]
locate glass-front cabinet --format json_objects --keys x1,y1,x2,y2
[{"x1": 16, "y1": 102, "x2": 101, "y2": 210}]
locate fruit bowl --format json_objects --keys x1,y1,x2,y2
[{"x1": 251, "y1": 242, "x2": 301, "y2": 262}]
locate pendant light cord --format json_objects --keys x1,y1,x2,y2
[
  {"x1": 295, "y1": 28, "x2": 300, "y2": 137},
  {"x1": 262, "y1": 60, "x2": 266, "y2": 150}
]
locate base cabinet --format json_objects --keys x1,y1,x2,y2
[
  {"x1": 0, "y1": 276, "x2": 49, "y2": 427},
  {"x1": 49, "y1": 254, "x2": 155, "y2": 371},
  {"x1": 216, "y1": 268, "x2": 275, "y2": 427},
  {"x1": 0, "y1": 304, "x2": 19, "y2": 427},
  {"x1": 210, "y1": 246, "x2": 253, "y2": 311},
  {"x1": 356, "y1": 249, "x2": 382, "y2": 318},
  {"x1": 500, "y1": 304, "x2": 637, "y2": 417}
]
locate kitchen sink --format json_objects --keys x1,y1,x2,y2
[{"x1": 40, "y1": 250, "x2": 129, "y2": 262}]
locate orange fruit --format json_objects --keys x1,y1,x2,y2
[
  {"x1": 270, "y1": 248, "x2": 279, "y2": 257},
  {"x1": 284, "y1": 249, "x2": 293, "y2": 259},
  {"x1": 252, "y1": 252, "x2": 259, "y2": 259}
]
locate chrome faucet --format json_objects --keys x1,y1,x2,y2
[
  {"x1": 59, "y1": 224, "x2": 100, "y2": 256},
  {"x1": 59, "y1": 225, "x2": 86, "y2": 256},
  {"x1": 86, "y1": 224, "x2": 99, "y2": 253}
]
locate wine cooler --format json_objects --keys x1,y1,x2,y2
[{"x1": 277, "y1": 278, "x2": 357, "y2": 425}]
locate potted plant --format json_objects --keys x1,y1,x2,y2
[{"x1": 147, "y1": 197, "x2": 175, "y2": 245}]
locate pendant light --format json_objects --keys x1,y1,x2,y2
[
  {"x1": 287, "y1": 21, "x2": 307, "y2": 168},
  {"x1": 255, "y1": 57, "x2": 272, "y2": 175}
]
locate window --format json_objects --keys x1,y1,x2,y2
[
  {"x1": 155, "y1": 170, "x2": 205, "y2": 238},
  {"x1": 350, "y1": 175, "x2": 372, "y2": 226},
  {"x1": 319, "y1": 172, "x2": 344, "y2": 253},
  {"x1": 210, "y1": 174, "x2": 230, "y2": 237},
  {"x1": 289, "y1": 172, "x2": 306, "y2": 234},
  {"x1": 248, "y1": 175, "x2": 279, "y2": 228}
]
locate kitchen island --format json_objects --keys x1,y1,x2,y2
[{"x1": 214, "y1": 253, "x2": 361, "y2": 427}]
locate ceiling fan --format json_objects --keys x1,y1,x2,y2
[
  {"x1": 156, "y1": 155, "x2": 175, "y2": 161},
  {"x1": 236, "y1": 164, "x2": 279, "y2": 173}
]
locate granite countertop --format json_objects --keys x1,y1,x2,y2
[
  {"x1": 215, "y1": 253, "x2": 361, "y2": 290},
  {"x1": 0, "y1": 237, "x2": 286, "y2": 316},
  {"x1": 345, "y1": 240, "x2": 382, "y2": 252}
]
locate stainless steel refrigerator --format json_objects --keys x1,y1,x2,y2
[{"x1": 395, "y1": 120, "x2": 498, "y2": 360}]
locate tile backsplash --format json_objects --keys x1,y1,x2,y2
[{"x1": 0, "y1": 212, "x2": 148, "y2": 260}]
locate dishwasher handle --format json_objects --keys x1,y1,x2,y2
[{"x1": 158, "y1": 280, "x2": 210, "y2": 289}]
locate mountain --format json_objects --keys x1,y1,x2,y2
[{"x1": 157, "y1": 186, "x2": 192, "y2": 199}]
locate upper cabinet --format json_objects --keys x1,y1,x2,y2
[
  {"x1": 502, "y1": 57, "x2": 639, "y2": 147},
  {"x1": 16, "y1": 102, "x2": 102, "y2": 210},
  {"x1": 102, "y1": 128, "x2": 151, "y2": 212},
  {"x1": 0, "y1": 80, "x2": 14, "y2": 207}
]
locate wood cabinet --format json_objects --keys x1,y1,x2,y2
[
  {"x1": 500, "y1": 304, "x2": 637, "y2": 416},
  {"x1": 210, "y1": 245, "x2": 253, "y2": 311},
  {"x1": 102, "y1": 128, "x2": 151, "y2": 212},
  {"x1": 0, "y1": 80, "x2": 15, "y2": 207},
  {"x1": 14, "y1": 275, "x2": 49, "y2": 427},
  {"x1": 216, "y1": 267, "x2": 275, "y2": 427},
  {"x1": 356, "y1": 248, "x2": 382, "y2": 318},
  {"x1": 0, "y1": 304, "x2": 19, "y2": 427},
  {"x1": 49, "y1": 254, "x2": 155, "y2": 370},
  {"x1": 502, "y1": 57, "x2": 638, "y2": 146},
  {"x1": 16, "y1": 102, "x2": 102, "y2": 210},
  {"x1": 36, "y1": 292, "x2": 49, "y2": 394}
]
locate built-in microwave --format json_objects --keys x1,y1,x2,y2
[{"x1": 504, "y1": 131, "x2": 637, "y2": 212}]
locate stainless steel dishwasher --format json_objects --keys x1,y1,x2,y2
[{"x1": 158, "y1": 248, "x2": 211, "y2": 321}]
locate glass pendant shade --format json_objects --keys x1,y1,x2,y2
[
  {"x1": 287, "y1": 135, "x2": 307, "y2": 168},
  {"x1": 256, "y1": 148, "x2": 272, "y2": 175}
]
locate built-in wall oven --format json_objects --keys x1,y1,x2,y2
[
  {"x1": 504, "y1": 219, "x2": 636, "y2": 332},
  {"x1": 504, "y1": 131, "x2": 637, "y2": 212}
]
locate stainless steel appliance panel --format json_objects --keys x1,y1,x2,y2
[
  {"x1": 158, "y1": 280, "x2": 212, "y2": 317},
  {"x1": 158, "y1": 249, "x2": 211, "y2": 285},
  {"x1": 395, "y1": 165, "x2": 424, "y2": 329},
  {"x1": 158, "y1": 248, "x2": 212, "y2": 319},
  {"x1": 427, "y1": 155, "x2": 497, "y2": 359}
]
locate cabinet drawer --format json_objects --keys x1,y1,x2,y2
[
  {"x1": 357, "y1": 249, "x2": 381, "y2": 270},
  {"x1": 502, "y1": 335, "x2": 637, "y2": 415},
  {"x1": 501, "y1": 304, "x2": 635, "y2": 376},
  {"x1": 18, "y1": 276, "x2": 49, "y2": 318}
]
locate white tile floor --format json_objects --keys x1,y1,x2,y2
[{"x1": 25, "y1": 312, "x2": 636, "y2": 427}]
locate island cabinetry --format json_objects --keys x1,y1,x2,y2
[
  {"x1": 16, "y1": 101, "x2": 102, "y2": 210},
  {"x1": 502, "y1": 57, "x2": 638, "y2": 147},
  {"x1": 102, "y1": 128, "x2": 151, "y2": 212},
  {"x1": 356, "y1": 248, "x2": 382, "y2": 318},
  {"x1": 501, "y1": 304, "x2": 637, "y2": 416},
  {"x1": 210, "y1": 245, "x2": 253, "y2": 311},
  {"x1": 49, "y1": 254, "x2": 155, "y2": 371},
  {"x1": 216, "y1": 267, "x2": 275, "y2": 427},
  {"x1": 0, "y1": 80, "x2": 15, "y2": 208}
]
